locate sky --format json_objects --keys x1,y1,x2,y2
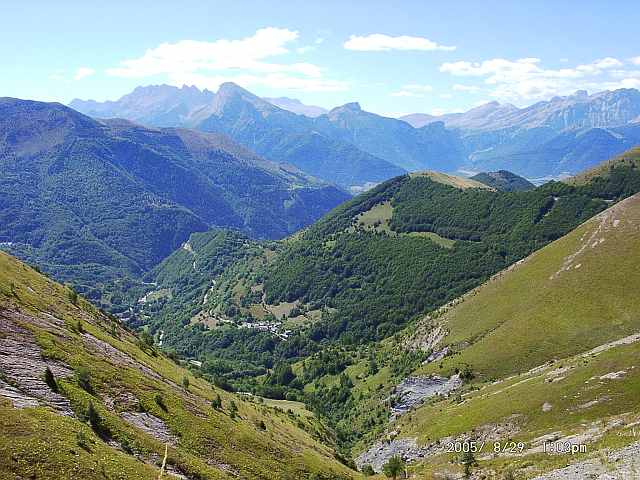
[{"x1": 3, "y1": 0, "x2": 640, "y2": 117}]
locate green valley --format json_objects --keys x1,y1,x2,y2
[
  {"x1": 117, "y1": 148, "x2": 640, "y2": 460},
  {"x1": 6, "y1": 9, "x2": 640, "y2": 479}
]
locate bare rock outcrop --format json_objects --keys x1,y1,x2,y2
[{"x1": 0, "y1": 309, "x2": 73, "y2": 415}]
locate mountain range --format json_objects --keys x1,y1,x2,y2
[
  {"x1": 406, "y1": 89, "x2": 640, "y2": 177},
  {"x1": 402, "y1": 89, "x2": 640, "y2": 131},
  {"x1": 4, "y1": 83, "x2": 640, "y2": 478},
  {"x1": 0, "y1": 97, "x2": 348, "y2": 289},
  {"x1": 72, "y1": 84, "x2": 640, "y2": 181},
  {"x1": 263, "y1": 96, "x2": 328, "y2": 117},
  {"x1": 72, "y1": 85, "x2": 406, "y2": 190}
]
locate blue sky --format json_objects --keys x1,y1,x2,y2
[{"x1": 3, "y1": 1, "x2": 640, "y2": 116}]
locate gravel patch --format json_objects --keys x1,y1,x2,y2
[
  {"x1": 390, "y1": 375, "x2": 461, "y2": 418},
  {"x1": 532, "y1": 441, "x2": 640, "y2": 479},
  {"x1": 121, "y1": 411, "x2": 178, "y2": 446}
]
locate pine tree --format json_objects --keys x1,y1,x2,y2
[
  {"x1": 382, "y1": 455, "x2": 405, "y2": 480},
  {"x1": 86, "y1": 401, "x2": 101, "y2": 432},
  {"x1": 460, "y1": 449, "x2": 477, "y2": 478}
]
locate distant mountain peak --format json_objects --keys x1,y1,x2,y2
[
  {"x1": 208, "y1": 82, "x2": 278, "y2": 118},
  {"x1": 343, "y1": 102, "x2": 362, "y2": 111},
  {"x1": 330, "y1": 102, "x2": 362, "y2": 114},
  {"x1": 217, "y1": 81, "x2": 250, "y2": 95},
  {"x1": 470, "y1": 170, "x2": 535, "y2": 191}
]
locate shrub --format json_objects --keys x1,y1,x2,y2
[
  {"x1": 67, "y1": 285, "x2": 78, "y2": 305},
  {"x1": 120, "y1": 437, "x2": 134, "y2": 454},
  {"x1": 361, "y1": 464, "x2": 375, "y2": 476},
  {"x1": 211, "y1": 394, "x2": 222, "y2": 410},
  {"x1": 86, "y1": 401, "x2": 103, "y2": 433},
  {"x1": 76, "y1": 367, "x2": 92, "y2": 393},
  {"x1": 140, "y1": 330, "x2": 154, "y2": 347},
  {"x1": 182, "y1": 376, "x2": 190, "y2": 390},
  {"x1": 76, "y1": 429, "x2": 90, "y2": 450},
  {"x1": 44, "y1": 367, "x2": 58, "y2": 392},
  {"x1": 460, "y1": 449, "x2": 477, "y2": 478},
  {"x1": 382, "y1": 455, "x2": 405, "y2": 480},
  {"x1": 155, "y1": 393, "x2": 167, "y2": 411}
]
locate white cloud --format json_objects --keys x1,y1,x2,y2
[
  {"x1": 452, "y1": 84, "x2": 480, "y2": 93},
  {"x1": 107, "y1": 27, "x2": 345, "y2": 92},
  {"x1": 630, "y1": 56, "x2": 640, "y2": 65},
  {"x1": 575, "y1": 57, "x2": 623, "y2": 74},
  {"x1": 344, "y1": 33, "x2": 455, "y2": 52},
  {"x1": 108, "y1": 28, "x2": 298, "y2": 77},
  {"x1": 74, "y1": 67, "x2": 95, "y2": 80},
  {"x1": 391, "y1": 84, "x2": 433, "y2": 98},
  {"x1": 440, "y1": 56, "x2": 637, "y2": 103}
]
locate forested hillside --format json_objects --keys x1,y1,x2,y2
[{"x1": 0, "y1": 98, "x2": 348, "y2": 297}]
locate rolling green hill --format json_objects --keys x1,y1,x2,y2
[
  {"x1": 0, "y1": 250, "x2": 358, "y2": 480},
  {"x1": 567, "y1": 146, "x2": 640, "y2": 185},
  {"x1": 471, "y1": 169, "x2": 535, "y2": 191},
  {"x1": 415, "y1": 191, "x2": 640, "y2": 381}
]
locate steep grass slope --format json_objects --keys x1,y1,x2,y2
[
  {"x1": 417, "y1": 192, "x2": 640, "y2": 381},
  {"x1": 567, "y1": 146, "x2": 640, "y2": 185},
  {"x1": 358, "y1": 192, "x2": 640, "y2": 478},
  {"x1": 0, "y1": 251, "x2": 357, "y2": 480}
]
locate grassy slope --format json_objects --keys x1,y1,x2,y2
[
  {"x1": 417, "y1": 192, "x2": 640, "y2": 381},
  {"x1": 567, "y1": 146, "x2": 640, "y2": 185},
  {"x1": 0, "y1": 251, "x2": 357, "y2": 480},
  {"x1": 409, "y1": 171, "x2": 493, "y2": 190},
  {"x1": 372, "y1": 192, "x2": 640, "y2": 478},
  {"x1": 398, "y1": 334, "x2": 640, "y2": 478}
]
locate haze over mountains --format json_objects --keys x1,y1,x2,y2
[
  {"x1": 0, "y1": 97, "x2": 348, "y2": 287},
  {"x1": 263, "y1": 96, "x2": 328, "y2": 117},
  {"x1": 72, "y1": 85, "x2": 406, "y2": 190},
  {"x1": 72, "y1": 84, "x2": 640, "y2": 182},
  {"x1": 4, "y1": 84, "x2": 640, "y2": 479}
]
